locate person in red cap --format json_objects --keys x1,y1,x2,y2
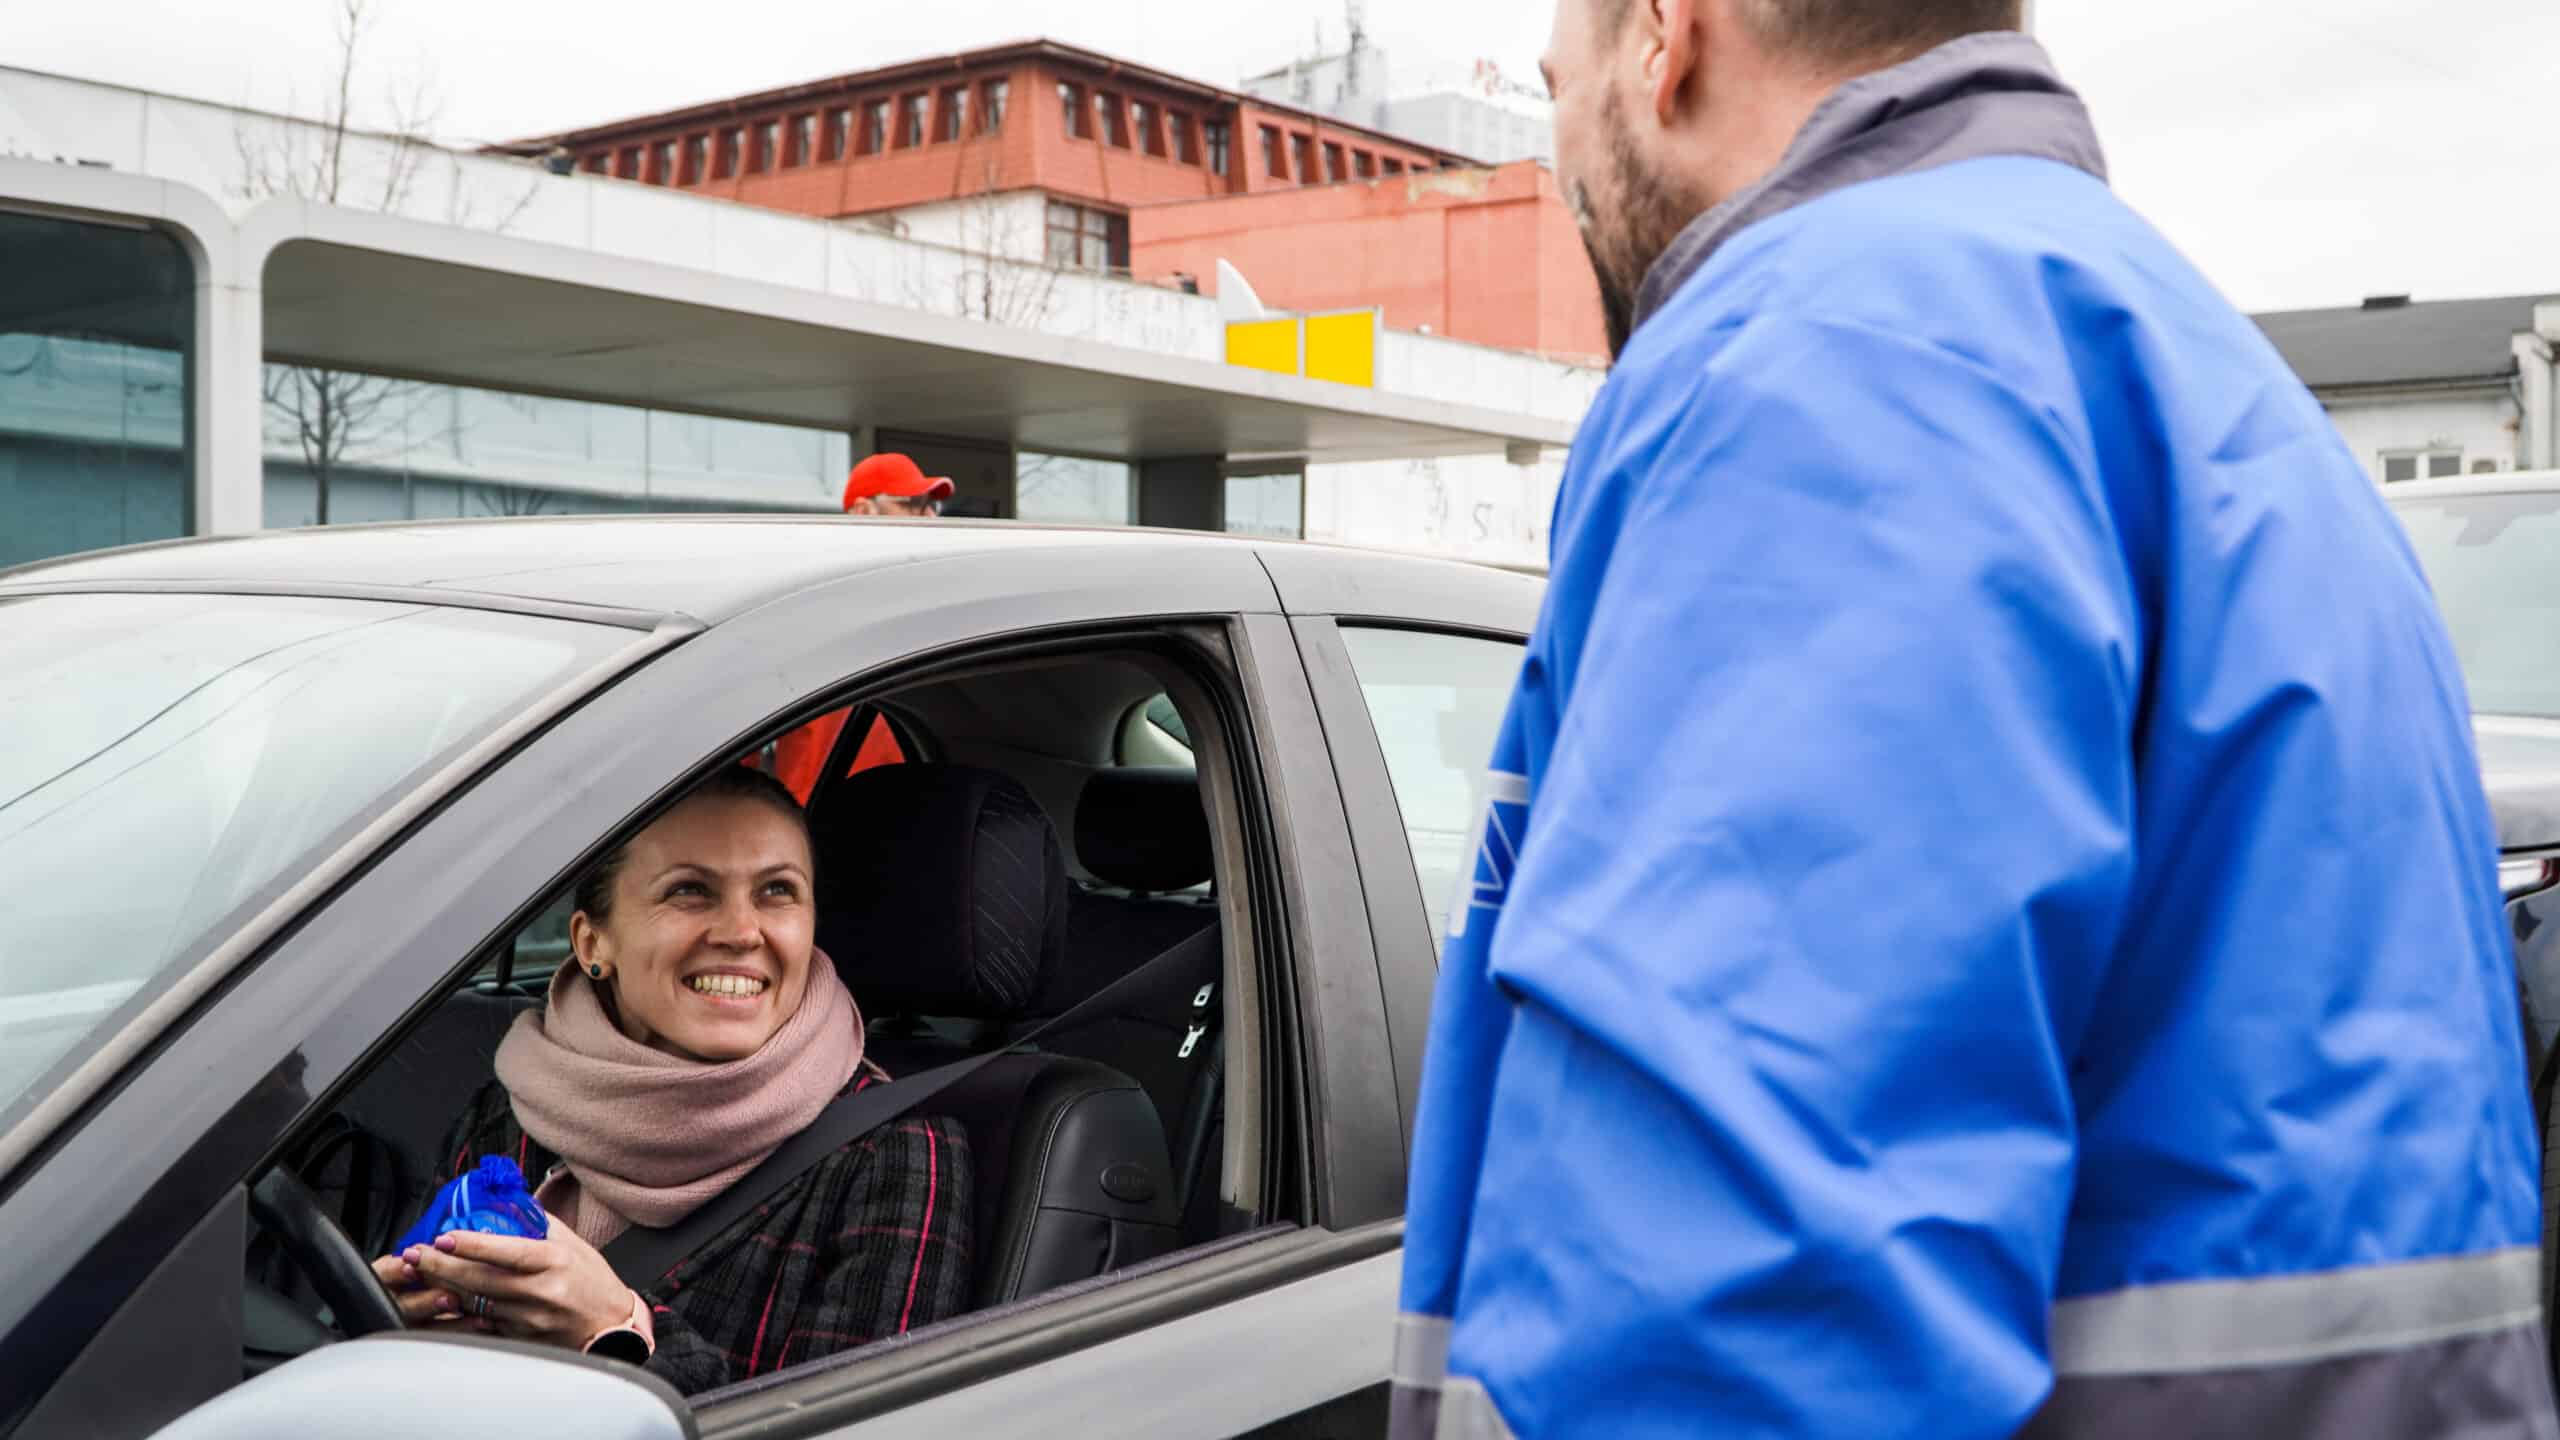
[
  {"x1": 840, "y1": 452, "x2": 956, "y2": 517},
  {"x1": 749, "y1": 455, "x2": 955, "y2": 800}
]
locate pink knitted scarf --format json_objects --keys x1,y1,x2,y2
[{"x1": 494, "y1": 953, "x2": 864, "y2": 1249}]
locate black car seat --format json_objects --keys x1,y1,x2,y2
[
  {"x1": 1033, "y1": 768, "x2": 1226, "y2": 1230},
  {"x1": 813, "y1": 763, "x2": 1183, "y2": 1307}
]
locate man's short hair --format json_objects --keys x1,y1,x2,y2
[
  {"x1": 1739, "y1": 0, "x2": 2022, "y2": 67},
  {"x1": 1601, "y1": 0, "x2": 2023, "y2": 71}
]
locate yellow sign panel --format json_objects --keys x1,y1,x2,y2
[
  {"x1": 1303, "y1": 310, "x2": 1377, "y2": 389},
  {"x1": 1225, "y1": 319, "x2": 1300, "y2": 377}
]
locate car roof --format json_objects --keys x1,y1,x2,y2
[
  {"x1": 0, "y1": 515, "x2": 1536, "y2": 626},
  {"x1": 2382, "y1": 471, "x2": 2560, "y2": 502}
]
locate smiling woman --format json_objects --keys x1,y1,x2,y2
[
  {"x1": 565, "y1": 767, "x2": 820, "y2": 1063},
  {"x1": 379, "y1": 765, "x2": 973, "y2": 1394}
]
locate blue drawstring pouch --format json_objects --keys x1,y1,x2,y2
[{"x1": 395, "y1": 1155, "x2": 550, "y2": 1252}]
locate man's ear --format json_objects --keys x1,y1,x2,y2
[
  {"x1": 1649, "y1": 0, "x2": 1704, "y2": 127},
  {"x1": 846, "y1": 497, "x2": 878, "y2": 515}
]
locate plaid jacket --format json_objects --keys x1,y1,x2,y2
[{"x1": 439, "y1": 1078, "x2": 972, "y2": 1396}]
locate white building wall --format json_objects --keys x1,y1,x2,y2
[
  {"x1": 1384, "y1": 93, "x2": 1554, "y2": 165},
  {"x1": 1306, "y1": 453, "x2": 1564, "y2": 571},
  {"x1": 2323, "y1": 390, "x2": 2518, "y2": 483},
  {"x1": 864, "y1": 191, "x2": 1053, "y2": 266}
]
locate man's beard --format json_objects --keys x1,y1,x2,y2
[{"x1": 1569, "y1": 91, "x2": 1704, "y2": 361}]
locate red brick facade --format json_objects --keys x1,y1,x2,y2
[
  {"x1": 531, "y1": 41, "x2": 1467, "y2": 227},
  {"x1": 1130, "y1": 161, "x2": 1609, "y2": 366}
]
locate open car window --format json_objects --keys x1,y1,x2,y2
[{"x1": 252, "y1": 632, "x2": 1280, "y2": 1415}]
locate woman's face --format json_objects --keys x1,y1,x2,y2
[{"x1": 571, "y1": 793, "x2": 817, "y2": 1063}]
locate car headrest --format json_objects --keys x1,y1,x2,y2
[
  {"x1": 1075, "y1": 767, "x2": 1213, "y2": 893},
  {"x1": 813, "y1": 764, "x2": 1067, "y2": 1019}
]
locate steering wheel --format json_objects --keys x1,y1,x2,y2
[{"x1": 249, "y1": 1166, "x2": 406, "y2": 1338}]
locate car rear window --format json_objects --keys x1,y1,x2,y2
[
  {"x1": 2395, "y1": 491, "x2": 2560, "y2": 718},
  {"x1": 0, "y1": 592, "x2": 626, "y2": 1128}
]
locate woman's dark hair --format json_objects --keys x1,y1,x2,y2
[{"x1": 572, "y1": 764, "x2": 813, "y2": 924}]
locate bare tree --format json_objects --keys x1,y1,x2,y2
[
  {"x1": 235, "y1": 0, "x2": 537, "y2": 523},
  {"x1": 468, "y1": 483, "x2": 557, "y2": 517},
  {"x1": 949, "y1": 161, "x2": 1065, "y2": 329}
]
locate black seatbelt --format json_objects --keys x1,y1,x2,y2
[{"x1": 600, "y1": 925, "x2": 1222, "y2": 1290}]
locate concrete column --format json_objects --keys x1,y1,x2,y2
[
  {"x1": 2526, "y1": 303, "x2": 2560, "y2": 472},
  {"x1": 195, "y1": 271, "x2": 266, "y2": 534},
  {"x1": 1137, "y1": 455, "x2": 1225, "y2": 530}
]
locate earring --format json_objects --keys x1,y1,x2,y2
[{"x1": 588, "y1": 964, "x2": 605, "y2": 979}]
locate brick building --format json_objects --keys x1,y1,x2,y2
[
  {"x1": 522, "y1": 40, "x2": 1472, "y2": 274},
  {"x1": 1129, "y1": 161, "x2": 1607, "y2": 364}
]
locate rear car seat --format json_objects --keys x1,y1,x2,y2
[{"x1": 815, "y1": 764, "x2": 1183, "y2": 1305}]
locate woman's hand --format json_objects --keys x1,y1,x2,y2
[
  {"x1": 402, "y1": 1226, "x2": 638, "y2": 1352},
  {"x1": 370, "y1": 1251, "x2": 467, "y2": 1327}
]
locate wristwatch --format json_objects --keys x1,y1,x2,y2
[{"x1": 582, "y1": 1289, "x2": 655, "y2": 1365}]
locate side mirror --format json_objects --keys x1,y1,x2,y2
[{"x1": 154, "y1": 1332, "x2": 694, "y2": 1440}]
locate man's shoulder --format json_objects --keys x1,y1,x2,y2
[
  {"x1": 1645, "y1": 157, "x2": 2211, "y2": 353},
  {"x1": 1622, "y1": 156, "x2": 2287, "y2": 424}
]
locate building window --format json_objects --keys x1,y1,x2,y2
[
  {"x1": 1382, "y1": 156, "x2": 1405, "y2": 175},
  {"x1": 1132, "y1": 100, "x2": 1162, "y2": 156},
  {"x1": 860, "y1": 99, "x2": 889, "y2": 155},
  {"x1": 822, "y1": 108, "x2": 851, "y2": 160},
  {"x1": 2383, "y1": 450, "x2": 2465, "y2": 483},
  {"x1": 1095, "y1": 91, "x2": 1128, "y2": 148},
  {"x1": 0, "y1": 210, "x2": 193, "y2": 568},
  {"x1": 1262, "y1": 125, "x2": 1285, "y2": 177},
  {"x1": 1060, "y1": 81, "x2": 1086, "y2": 138},
  {"x1": 1044, "y1": 199, "x2": 1128, "y2": 272},
  {"x1": 1292, "y1": 134, "x2": 1315, "y2": 184},
  {"x1": 1171, "y1": 113, "x2": 1198, "y2": 165},
  {"x1": 937, "y1": 87, "x2": 965, "y2": 143},
  {"x1": 790, "y1": 113, "x2": 816, "y2": 165},
  {"x1": 683, "y1": 134, "x2": 708, "y2": 184},
  {"x1": 650, "y1": 139, "x2": 676, "y2": 184},
  {"x1": 1224, "y1": 470, "x2": 1305, "y2": 541},
  {"x1": 1322, "y1": 141, "x2": 1345, "y2": 182},
  {"x1": 1354, "y1": 149, "x2": 1375, "y2": 178},
  {"x1": 980, "y1": 78, "x2": 1009, "y2": 134},
  {"x1": 583, "y1": 151, "x2": 609, "y2": 174},
  {"x1": 1204, "y1": 119, "x2": 1231, "y2": 176},
  {"x1": 615, "y1": 147, "x2": 641, "y2": 179},
  {"x1": 717, "y1": 129, "x2": 742, "y2": 178},
  {"x1": 1016, "y1": 452, "x2": 1133, "y2": 525},
  {"x1": 752, "y1": 120, "x2": 780, "y2": 172},
  {"x1": 899, "y1": 94, "x2": 927, "y2": 148}
]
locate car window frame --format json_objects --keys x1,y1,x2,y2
[{"x1": 1, "y1": 543, "x2": 1406, "y2": 1438}]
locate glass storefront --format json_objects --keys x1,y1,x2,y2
[
  {"x1": 1224, "y1": 470, "x2": 1304, "y2": 539},
  {"x1": 259, "y1": 368, "x2": 853, "y2": 528},
  {"x1": 1016, "y1": 451, "x2": 1133, "y2": 524},
  {"x1": 0, "y1": 210, "x2": 192, "y2": 570}
]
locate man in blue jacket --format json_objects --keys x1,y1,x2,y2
[{"x1": 1393, "y1": 3, "x2": 2558, "y2": 1437}]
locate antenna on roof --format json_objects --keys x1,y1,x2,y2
[{"x1": 1344, "y1": 0, "x2": 1368, "y2": 99}]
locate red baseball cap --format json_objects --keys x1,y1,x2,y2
[{"x1": 843, "y1": 452, "x2": 956, "y2": 510}]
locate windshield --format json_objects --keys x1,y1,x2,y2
[
  {"x1": 2394, "y1": 491, "x2": 2560, "y2": 720},
  {"x1": 0, "y1": 593, "x2": 626, "y2": 1125}
]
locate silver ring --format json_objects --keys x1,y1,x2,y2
[{"x1": 471, "y1": 1293, "x2": 491, "y2": 1319}]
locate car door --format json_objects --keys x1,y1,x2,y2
[
  {"x1": 1254, "y1": 544, "x2": 1541, "y2": 1154},
  {"x1": 0, "y1": 540, "x2": 1411, "y2": 1439}
]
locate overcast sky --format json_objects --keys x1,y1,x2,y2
[{"x1": 5, "y1": 0, "x2": 2543, "y2": 313}]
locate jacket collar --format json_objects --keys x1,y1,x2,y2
[{"x1": 1630, "y1": 30, "x2": 2109, "y2": 333}]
